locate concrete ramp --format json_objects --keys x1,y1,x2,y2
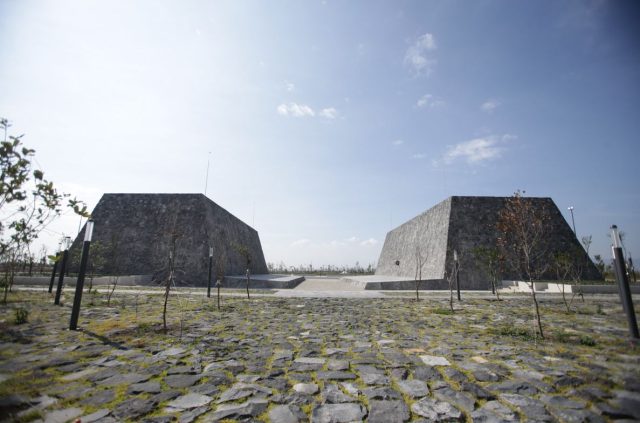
[
  {"x1": 276, "y1": 278, "x2": 385, "y2": 298},
  {"x1": 341, "y1": 275, "x2": 448, "y2": 290}
]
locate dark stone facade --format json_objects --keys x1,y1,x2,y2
[
  {"x1": 71, "y1": 193, "x2": 268, "y2": 286},
  {"x1": 375, "y1": 196, "x2": 602, "y2": 290}
]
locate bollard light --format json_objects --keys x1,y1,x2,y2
[
  {"x1": 54, "y1": 236, "x2": 72, "y2": 305},
  {"x1": 207, "y1": 246, "x2": 214, "y2": 298},
  {"x1": 48, "y1": 251, "x2": 60, "y2": 293},
  {"x1": 70, "y1": 219, "x2": 94, "y2": 330},
  {"x1": 611, "y1": 225, "x2": 639, "y2": 340},
  {"x1": 453, "y1": 249, "x2": 461, "y2": 301},
  {"x1": 84, "y1": 220, "x2": 94, "y2": 242}
]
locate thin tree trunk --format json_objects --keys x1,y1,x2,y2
[
  {"x1": 107, "y1": 277, "x2": 118, "y2": 306},
  {"x1": 163, "y1": 270, "x2": 172, "y2": 332},
  {"x1": 529, "y1": 281, "x2": 544, "y2": 339},
  {"x1": 561, "y1": 284, "x2": 570, "y2": 313},
  {"x1": 492, "y1": 277, "x2": 500, "y2": 301}
]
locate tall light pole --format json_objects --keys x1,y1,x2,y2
[
  {"x1": 568, "y1": 206, "x2": 576, "y2": 235},
  {"x1": 70, "y1": 220, "x2": 94, "y2": 330}
]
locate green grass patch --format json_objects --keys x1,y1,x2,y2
[
  {"x1": 432, "y1": 308, "x2": 454, "y2": 315},
  {"x1": 489, "y1": 324, "x2": 537, "y2": 341}
]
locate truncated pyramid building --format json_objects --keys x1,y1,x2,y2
[
  {"x1": 375, "y1": 196, "x2": 602, "y2": 289},
  {"x1": 71, "y1": 193, "x2": 268, "y2": 285}
]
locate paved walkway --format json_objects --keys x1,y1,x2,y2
[{"x1": 1, "y1": 291, "x2": 638, "y2": 422}]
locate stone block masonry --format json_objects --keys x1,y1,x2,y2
[
  {"x1": 70, "y1": 193, "x2": 268, "y2": 286},
  {"x1": 375, "y1": 196, "x2": 602, "y2": 290}
]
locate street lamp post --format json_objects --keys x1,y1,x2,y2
[
  {"x1": 207, "y1": 247, "x2": 213, "y2": 298},
  {"x1": 54, "y1": 237, "x2": 72, "y2": 305},
  {"x1": 568, "y1": 206, "x2": 576, "y2": 235},
  {"x1": 70, "y1": 220, "x2": 94, "y2": 330}
]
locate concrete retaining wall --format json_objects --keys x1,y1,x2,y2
[
  {"x1": 14, "y1": 275, "x2": 153, "y2": 287},
  {"x1": 501, "y1": 280, "x2": 640, "y2": 294},
  {"x1": 222, "y1": 274, "x2": 305, "y2": 289}
]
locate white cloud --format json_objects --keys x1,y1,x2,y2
[
  {"x1": 277, "y1": 103, "x2": 315, "y2": 117},
  {"x1": 360, "y1": 238, "x2": 378, "y2": 246},
  {"x1": 441, "y1": 134, "x2": 515, "y2": 165},
  {"x1": 291, "y1": 238, "x2": 311, "y2": 247},
  {"x1": 417, "y1": 94, "x2": 445, "y2": 109},
  {"x1": 404, "y1": 33, "x2": 437, "y2": 75},
  {"x1": 277, "y1": 103, "x2": 338, "y2": 119},
  {"x1": 392, "y1": 139, "x2": 404, "y2": 146},
  {"x1": 319, "y1": 107, "x2": 338, "y2": 119},
  {"x1": 285, "y1": 81, "x2": 295, "y2": 92},
  {"x1": 412, "y1": 153, "x2": 427, "y2": 159},
  {"x1": 346, "y1": 236, "x2": 358, "y2": 243},
  {"x1": 481, "y1": 99, "x2": 500, "y2": 113}
]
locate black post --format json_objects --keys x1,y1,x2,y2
[
  {"x1": 207, "y1": 248, "x2": 213, "y2": 298},
  {"x1": 54, "y1": 249, "x2": 69, "y2": 305},
  {"x1": 69, "y1": 241, "x2": 91, "y2": 329},
  {"x1": 48, "y1": 252, "x2": 60, "y2": 293},
  {"x1": 70, "y1": 221, "x2": 93, "y2": 330},
  {"x1": 611, "y1": 225, "x2": 639, "y2": 340},
  {"x1": 455, "y1": 261, "x2": 461, "y2": 301},
  {"x1": 454, "y1": 250, "x2": 461, "y2": 301}
]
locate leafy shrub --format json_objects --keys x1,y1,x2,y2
[{"x1": 14, "y1": 307, "x2": 28, "y2": 324}]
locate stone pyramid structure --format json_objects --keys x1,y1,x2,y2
[
  {"x1": 71, "y1": 193, "x2": 268, "y2": 286},
  {"x1": 375, "y1": 196, "x2": 601, "y2": 289}
]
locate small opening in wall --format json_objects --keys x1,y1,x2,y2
[{"x1": 395, "y1": 260, "x2": 400, "y2": 266}]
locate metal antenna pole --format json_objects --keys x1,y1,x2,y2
[
  {"x1": 568, "y1": 206, "x2": 576, "y2": 235},
  {"x1": 204, "y1": 152, "x2": 211, "y2": 196}
]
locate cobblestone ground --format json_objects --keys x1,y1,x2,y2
[{"x1": 0, "y1": 289, "x2": 639, "y2": 422}]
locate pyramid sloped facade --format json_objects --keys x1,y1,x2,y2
[
  {"x1": 71, "y1": 193, "x2": 268, "y2": 285},
  {"x1": 375, "y1": 196, "x2": 602, "y2": 289}
]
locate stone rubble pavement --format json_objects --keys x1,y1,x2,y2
[{"x1": 0, "y1": 289, "x2": 639, "y2": 422}]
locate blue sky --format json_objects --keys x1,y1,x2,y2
[{"x1": 1, "y1": 0, "x2": 638, "y2": 268}]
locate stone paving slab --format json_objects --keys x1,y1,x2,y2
[{"x1": 0, "y1": 290, "x2": 639, "y2": 422}]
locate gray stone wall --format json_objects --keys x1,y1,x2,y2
[
  {"x1": 445, "y1": 196, "x2": 506, "y2": 290},
  {"x1": 375, "y1": 198, "x2": 451, "y2": 280},
  {"x1": 70, "y1": 193, "x2": 268, "y2": 286},
  {"x1": 376, "y1": 196, "x2": 602, "y2": 290}
]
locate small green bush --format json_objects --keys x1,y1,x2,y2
[
  {"x1": 14, "y1": 307, "x2": 29, "y2": 324},
  {"x1": 579, "y1": 335, "x2": 596, "y2": 346},
  {"x1": 433, "y1": 308, "x2": 454, "y2": 315},
  {"x1": 490, "y1": 324, "x2": 536, "y2": 341}
]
